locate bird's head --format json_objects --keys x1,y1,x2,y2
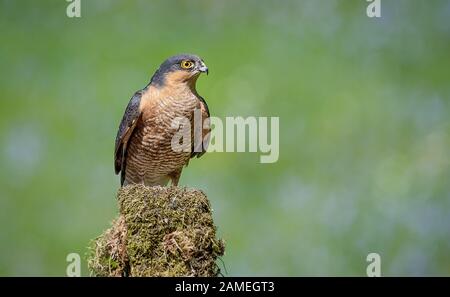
[{"x1": 150, "y1": 54, "x2": 208, "y2": 88}]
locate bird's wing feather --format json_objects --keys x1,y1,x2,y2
[
  {"x1": 191, "y1": 96, "x2": 210, "y2": 159},
  {"x1": 114, "y1": 90, "x2": 143, "y2": 179}
]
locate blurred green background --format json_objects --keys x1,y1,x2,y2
[{"x1": 0, "y1": 0, "x2": 449, "y2": 276}]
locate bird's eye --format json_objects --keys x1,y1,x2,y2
[{"x1": 180, "y1": 60, "x2": 194, "y2": 69}]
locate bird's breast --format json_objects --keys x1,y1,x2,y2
[{"x1": 125, "y1": 92, "x2": 199, "y2": 184}]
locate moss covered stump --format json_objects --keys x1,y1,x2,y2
[{"x1": 88, "y1": 184, "x2": 225, "y2": 277}]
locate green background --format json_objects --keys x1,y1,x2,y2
[{"x1": 0, "y1": 0, "x2": 449, "y2": 276}]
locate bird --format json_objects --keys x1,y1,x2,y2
[{"x1": 114, "y1": 54, "x2": 210, "y2": 186}]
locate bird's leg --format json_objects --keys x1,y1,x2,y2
[{"x1": 169, "y1": 170, "x2": 182, "y2": 186}]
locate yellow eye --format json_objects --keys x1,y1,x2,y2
[{"x1": 181, "y1": 60, "x2": 194, "y2": 69}]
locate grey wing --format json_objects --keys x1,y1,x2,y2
[
  {"x1": 191, "y1": 96, "x2": 210, "y2": 159},
  {"x1": 114, "y1": 90, "x2": 143, "y2": 183}
]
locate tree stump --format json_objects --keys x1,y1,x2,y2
[{"x1": 88, "y1": 184, "x2": 225, "y2": 276}]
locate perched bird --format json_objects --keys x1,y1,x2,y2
[{"x1": 114, "y1": 54, "x2": 210, "y2": 186}]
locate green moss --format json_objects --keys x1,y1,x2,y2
[{"x1": 88, "y1": 184, "x2": 225, "y2": 277}]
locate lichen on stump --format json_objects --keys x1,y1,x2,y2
[{"x1": 88, "y1": 184, "x2": 225, "y2": 277}]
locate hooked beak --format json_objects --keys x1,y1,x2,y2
[{"x1": 198, "y1": 62, "x2": 209, "y2": 75}]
